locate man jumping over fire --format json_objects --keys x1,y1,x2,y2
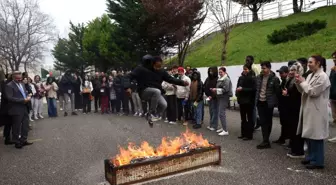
[{"x1": 126, "y1": 55, "x2": 189, "y2": 127}]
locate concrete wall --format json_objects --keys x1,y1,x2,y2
[{"x1": 196, "y1": 59, "x2": 334, "y2": 95}]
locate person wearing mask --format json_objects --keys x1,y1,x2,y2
[
  {"x1": 274, "y1": 66, "x2": 290, "y2": 145},
  {"x1": 162, "y1": 68, "x2": 178, "y2": 124},
  {"x1": 189, "y1": 71, "x2": 204, "y2": 129},
  {"x1": 108, "y1": 75, "x2": 117, "y2": 114},
  {"x1": 32, "y1": 75, "x2": 45, "y2": 120},
  {"x1": 176, "y1": 67, "x2": 191, "y2": 126},
  {"x1": 236, "y1": 64, "x2": 256, "y2": 140},
  {"x1": 44, "y1": 77, "x2": 59, "y2": 117},
  {"x1": 74, "y1": 73, "x2": 83, "y2": 111},
  {"x1": 285, "y1": 62, "x2": 305, "y2": 158},
  {"x1": 295, "y1": 55, "x2": 330, "y2": 169},
  {"x1": 59, "y1": 71, "x2": 77, "y2": 117},
  {"x1": 125, "y1": 55, "x2": 188, "y2": 125},
  {"x1": 245, "y1": 55, "x2": 260, "y2": 130},
  {"x1": 5, "y1": 71, "x2": 33, "y2": 149},
  {"x1": 100, "y1": 76, "x2": 109, "y2": 114},
  {"x1": 255, "y1": 61, "x2": 280, "y2": 149},
  {"x1": 329, "y1": 51, "x2": 336, "y2": 143},
  {"x1": 211, "y1": 67, "x2": 233, "y2": 136},
  {"x1": 204, "y1": 67, "x2": 219, "y2": 131},
  {"x1": 92, "y1": 72, "x2": 101, "y2": 113},
  {"x1": 81, "y1": 75, "x2": 93, "y2": 114}
]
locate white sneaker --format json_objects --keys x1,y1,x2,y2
[
  {"x1": 38, "y1": 114, "x2": 44, "y2": 119},
  {"x1": 218, "y1": 130, "x2": 229, "y2": 136},
  {"x1": 60, "y1": 108, "x2": 63, "y2": 111},
  {"x1": 34, "y1": 116, "x2": 38, "y2": 120},
  {"x1": 29, "y1": 118, "x2": 34, "y2": 122},
  {"x1": 169, "y1": 121, "x2": 177, "y2": 125},
  {"x1": 134, "y1": 112, "x2": 138, "y2": 116},
  {"x1": 151, "y1": 114, "x2": 161, "y2": 122},
  {"x1": 164, "y1": 119, "x2": 169, "y2": 123},
  {"x1": 207, "y1": 126, "x2": 215, "y2": 131},
  {"x1": 328, "y1": 137, "x2": 336, "y2": 143},
  {"x1": 216, "y1": 128, "x2": 224, "y2": 133},
  {"x1": 138, "y1": 113, "x2": 142, "y2": 117}
]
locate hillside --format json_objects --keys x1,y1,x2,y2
[{"x1": 183, "y1": 6, "x2": 336, "y2": 67}]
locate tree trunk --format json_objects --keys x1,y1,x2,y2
[
  {"x1": 293, "y1": 0, "x2": 303, "y2": 13},
  {"x1": 24, "y1": 62, "x2": 27, "y2": 72},
  {"x1": 221, "y1": 30, "x2": 229, "y2": 65},
  {"x1": 252, "y1": 4, "x2": 259, "y2": 22}
]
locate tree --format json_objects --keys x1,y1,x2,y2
[
  {"x1": 141, "y1": 0, "x2": 207, "y2": 66},
  {"x1": 232, "y1": 0, "x2": 275, "y2": 22},
  {"x1": 293, "y1": 0, "x2": 304, "y2": 13},
  {"x1": 53, "y1": 22, "x2": 87, "y2": 76},
  {"x1": 206, "y1": 0, "x2": 244, "y2": 65},
  {"x1": 0, "y1": 0, "x2": 56, "y2": 72},
  {"x1": 83, "y1": 14, "x2": 130, "y2": 71}
]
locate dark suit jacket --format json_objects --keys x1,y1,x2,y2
[{"x1": 5, "y1": 81, "x2": 28, "y2": 116}]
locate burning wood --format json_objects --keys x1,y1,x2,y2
[{"x1": 112, "y1": 129, "x2": 212, "y2": 167}]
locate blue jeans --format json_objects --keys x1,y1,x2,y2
[
  {"x1": 48, "y1": 98, "x2": 57, "y2": 117},
  {"x1": 209, "y1": 99, "x2": 219, "y2": 129},
  {"x1": 306, "y1": 139, "x2": 325, "y2": 166},
  {"x1": 193, "y1": 101, "x2": 204, "y2": 125}
]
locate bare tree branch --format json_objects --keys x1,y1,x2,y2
[{"x1": 0, "y1": 0, "x2": 56, "y2": 72}]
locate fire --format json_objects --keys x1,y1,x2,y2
[{"x1": 112, "y1": 129, "x2": 212, "y2": 167}]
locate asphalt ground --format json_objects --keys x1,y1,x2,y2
[{"x1": 0, "y1": 109, "x2": 336, "y2": 185}]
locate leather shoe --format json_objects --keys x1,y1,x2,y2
[
  {"x1": 305, "y1": 164, "x2": 324, "y2": 170},
  {"x1": 256, "y1": 142, "x2": 271, "y2": 149},
  {"x1": 22, "y1": 141, "x2": 33, "y2": 146},
  {"x1": 243, "y1": 137, "x2": 253, "y2": 141},
  {"x1": 15, "y1": 143, "x2": 23, "y2": 149},
  {"x1": 301, "y1": 160, "x2": 310, "y2": 165}
]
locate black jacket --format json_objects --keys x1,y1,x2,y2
[
  {"x1": 113, "y1": 75, "x2": 124, "y2": 93},
  {"x1": 204, "y1": 67, "x2": 218, "y2": 99},
  {"x1": 127, "y1": 65, "x2": 185, "y2": 96},
  {"x1": 190, "y1": 71, "x2": 204, "y2": 102},
  {"x1": 236, "y1": 71, "x2": 256, "y2": 105},
  {"x1": 60, "y1": 74, "x2": 76, "y2": 94},
  {"x1": 5, "y1": 81, "x2": 29, "y2": 116},
  {"x1": 130, "y1": 79, "x2": 138, "y2": 93},
  {"x1": 255, "y1": 71, "x2": 280, "y2": 108}
]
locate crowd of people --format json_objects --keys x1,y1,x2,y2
[{"x1": 1, "y1": 52, "x2": 336, "y2": 170}]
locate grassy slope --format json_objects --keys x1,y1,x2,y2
[{"x1": 184, "y1": 6, "x2": 336, "y2": 67}]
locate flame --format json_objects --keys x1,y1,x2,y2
[{"x1": 112, "y1": 129, "x2": 212, "y2": 166}]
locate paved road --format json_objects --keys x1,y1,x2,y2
[{"x1": 0, "y1": 109, "x2": 336, "y2": 185}]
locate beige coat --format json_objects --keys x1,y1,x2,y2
[{"x1": 296, "y1": 68, "x2": 330, "y2": 140}]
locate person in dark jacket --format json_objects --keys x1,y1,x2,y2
[
  {"x1": 329, "y1": 51, "x2": 336, "y2": 143},
  {"x1": 255, "y1": 61, "x2": 281, "y2": 149},
  {"x1": 236, "y1": 64, "x2": 256, "y2": 140},
  {"x1": 59, "y1": 70, "x2": 77, "y2": 116},
  {"x1": 114, "y1": 70, "x2": 128, "y2": 115},
  {"x1": 74, "y1": 73, "x2": 83, "y2": 110},
  {"x1": 92, "y1": 72, "x2": 101, "y2": 113},
  {"x1": 285, "y1": 62, "x2": 305, "y2": 158},
  {"x1": 126, "y1": 55, "x2": 188, "y2": 123},
  {"x1": 274, "y1": 66, "x2": 290, "y2": 145},
  {"x1": 0, "y1": 72, "x2": 13, "y2": 145},
  {"x1": 204, "y1": 66, "x2": 219, "y2": 131},
  {"x1": 100, "y1": 76, "x2": 109, "y2": 114},
  {"x1": 189, "y1": 71, "x2": 204, "y2": 129}
]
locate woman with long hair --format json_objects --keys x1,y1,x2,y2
[
  {"x1": 295, "y1": 55, "x2": 330, "y2": 169},
  {"x1": 211, "y1": 67, "x2": 233, "y2": 136},
  {"x1": 81, "y1": 75, "x2": 93, "y2": 114},
  {"x1": 100, "y1": 76, "x2": 109, "y2": 114},
  {"x1": 44, "y1": 77, "x2": 59, "y2": 117}
]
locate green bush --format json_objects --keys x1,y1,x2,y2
[{"x1": 267, "y1": 19, "x2": 327, "y2": 44}]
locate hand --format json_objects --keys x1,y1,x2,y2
[
  {"x1": 236, "y1": 87, "x2": 242, "y2": 92},
  {"x1": 208, "y1": 96, "x2": 212, "y2": 100},
  {"x1": 295, "y1": 74, "x2": 304, "y2": 84},
  {"x1": 24, "y1": 97, "x2": 31, "y2": 103},
  {"x1": 183, "y1": 81, "x2": 189, "y2": 86},
  {"x1": 126, "y1": 88, "x2": 131, "y2": 96},
  {"x1": 210, "y1": 88, "x2": 216, "y2": 92},
  {"x1": 282, "y1": 88, "x2": 288, "y2": 96}
]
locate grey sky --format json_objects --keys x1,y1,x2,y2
[{"x1": 40, "y1": 0, "x2": 107, "y2": 67}]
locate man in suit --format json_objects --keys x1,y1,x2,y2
[{"x1": 5, "y1": 71, "x2": 33, "y2": 149}]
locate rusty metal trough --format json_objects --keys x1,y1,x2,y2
[{"x1": 104, "y1": 145, "x2": 221, "y2": 185}]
